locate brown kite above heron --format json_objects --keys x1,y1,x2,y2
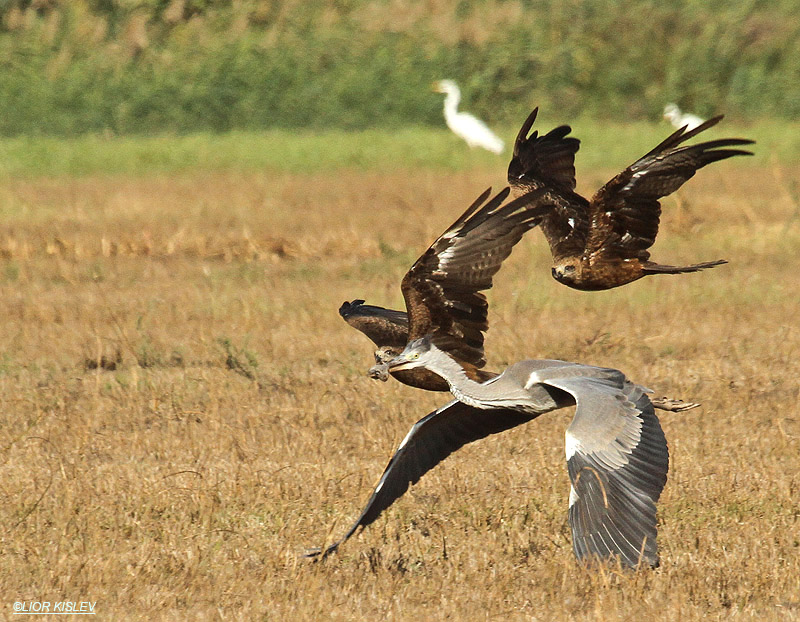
[
  {"x1": 508, "y1": 109, "x2": 754, "y2": 291},
  {"x1": 340, "y1": 187, "x2": 551, "y2": 392},
  {"x1": 339, "y1": 188, "x2": 701, "y2": 412}
]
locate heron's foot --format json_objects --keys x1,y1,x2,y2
[
  {"x1": 652, "y1": 397, "x2": 700, "y2": 412},
  {"x1": 368, "y1": 362, "x2": 390, "y2": 382}
]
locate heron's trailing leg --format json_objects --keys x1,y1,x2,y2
[{"x1": 651, "y1": 397, "x2": 699, "y2": 412}]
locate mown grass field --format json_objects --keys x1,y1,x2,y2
[{"x1": 0, "y1": 126, "x2": 799, "y2": 620}]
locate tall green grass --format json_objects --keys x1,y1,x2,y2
[{"x1": 1, "y1": 0, "x2": 800, "y2": 135}]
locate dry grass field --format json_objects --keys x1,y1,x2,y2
[{"x1": 1, "y1": 161, "x2": 799, "y2": 620}]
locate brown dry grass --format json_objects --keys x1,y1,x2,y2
[{"x1": 1, "y1": 165, "x2": 799, "y2": 621}]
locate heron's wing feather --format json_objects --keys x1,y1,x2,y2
[
  {"x1": 538, "y1": 375, "x2": 669, "y2": 568},
  {"x1": 586, "y1": 116, "x2": 754, "y2": 260},
  {"x1": 308, "y1": 400, "x2": 535, "y2": 559},
  {"x1": 339, "y1": 300, "x2": 409, "y2": 349},
  {"x1": 402, "y1": 188, "x2": 548, "y2": 367}
]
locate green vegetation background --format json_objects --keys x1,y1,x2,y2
[{"x1": 1, "y1": 0, "x2": 799, "y2": 136}]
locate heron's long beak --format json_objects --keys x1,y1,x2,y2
[
  {"x1": 386, "y1": 353, "x2": 417, "y2": 372},
  {"x1": 388, "y1": 361, "x2": 413, "y2": 372}
]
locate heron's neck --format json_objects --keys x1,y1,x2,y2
[
  {"x1": 425, "y1": 348, "x2": 564, "y2": 413},
  {"x1": 425, "y1": 350, "x2": 512, "y2": 409}
]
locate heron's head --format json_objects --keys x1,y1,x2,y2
[
  {"x1": 551, "y1": 259, "x2": 582, "y2": 286},
  {"x1": 663, "y1": 103, "x2": 679, "y2": 120},
  {"x1": 432, "y1": 80, "x2": 457, "y2": 95},
  {"x1": 387, "y1": 336, "x2": 435, "y2": 372}
]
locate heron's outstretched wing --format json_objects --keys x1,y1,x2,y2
[
  {"x1": 339, "y1": 299, "x2": 409, "y2": 349},
  {"x1": 402, "y1": 187, "x2": 549, "y2": 367},
  {"x1": 538, "y1": 373, "x2": 668, "y2": 568},
  {"x1": 585, "y1": 116, "x2": 754, "y2": 262},
  {"x1": 306, "y1": 400, "x2": 536, "y2": 559}
]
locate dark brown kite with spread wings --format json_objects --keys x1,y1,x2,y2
[
  {"x1": 340, "y1": 187, "x2": 550, "y2": 391},
  {"x1": 508, "y1": 109, "x2": 754, "y2": 291}
]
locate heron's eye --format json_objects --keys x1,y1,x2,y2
[{"x1": 410, "y1": 352, "x2": 420, "y2": 360}]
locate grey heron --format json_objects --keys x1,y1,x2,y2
[
  {"x1": 433, "y1": 80, "x2": 505, "y2": 154},
  {"x1": 308, "y1": 335, "x2": 670, "y2": 569},
  {"x1": 508, "y1": 108, "x2": 754, "y2": 291}
]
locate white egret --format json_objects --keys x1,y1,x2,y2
[
  {"x1": 663, "y1": 103, "x2": 704, "y2": 131},
  {"x1": 433, "y1": 79, "x2": 504, "y2": 154}
]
